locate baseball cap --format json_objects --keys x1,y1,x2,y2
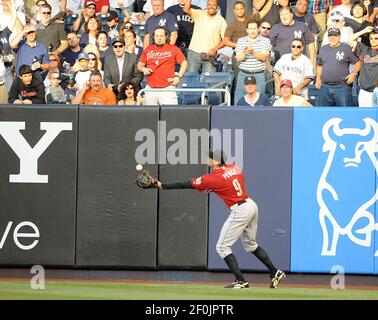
[
  {"x1": 244, "y1": 76, "x2": 257, "y2": 85},
  {"x1": 106, "y1": 10, "x2": 118, "y2": 21},
  {"x1": 24, "y1": 23, "x2": 37, "y2": 34},
  {"x1": 280, "y1": 79, "x2": 293, "y2": 88},
  {"x1": 85, "y1": 1, "x2": 96, "y2": 8},
  {"x1": 207, "y1": 149, "x2": 228, "y2": 164},
  {"x1": 77, "y1": 52, "x2": 89, "y2": 60},
  {"x1": 328, "y1": 28, "x2": 341, "y2": 36},
  {"x1": 330, "y1": 11, "x2": 344, "y2": 20},
  {"x1": 111, "y1": 37, "x2": 125, "y2": 46}
]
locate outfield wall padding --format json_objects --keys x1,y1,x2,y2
[
  {"x1": 75, "y1": 106, "x2": 159, "y2": 269},
  {"x1": 291, "y1": 108, "x2": 378, "y2": 274},
  {"x1": 1, "y1": 105, "x2": 376, "y2": 275},
  {"x1": 0, "y1": 105, "x2": 78, "y2": 266},
  {"x1": 207, "y1": 107, "x2": 293, "y2": 272},
  {"x1": 157, "y1": 106, "x2": 210, "y2": 269}
]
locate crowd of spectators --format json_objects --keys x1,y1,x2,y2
[{"x1": 0, "y1": 0, "x2": 377, "y2": 107}]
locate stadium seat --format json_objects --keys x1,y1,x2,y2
[
  {"x1": 308, "y1": 84, "x2": 320, "y2": 106},
  {"x1": 177, "y1": 83, "x2": 209, "y2": 105},
  {"x1": 199, "y1": 72, "x2": 234, "y2": 105},
  {"x1": 133, "y1": 24, "x2": 146, "y2": 38},
  {"x1": 179, "y1": 72, "x2": 200, "y2": 85},
  {"x1": 199, "y1": 71, "x2": 234, "y2": 88},
  {"x1": 64, "y1": 14, "x2": 77, "y2": 33}
]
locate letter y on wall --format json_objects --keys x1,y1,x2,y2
[{"x1": 0, "y1": 122, "x2": 72, "y2": 183}]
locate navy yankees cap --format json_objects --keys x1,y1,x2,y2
[
  {"x1": 208, "y1": 149, "x2": 228, "y2": 164},
  {"x1": 244, "y1": 76, "x2": 257, "y2": 85},
  {"x1": 112, "y1": 37, "x2": 125, "y2": 46},
  {"x1": 328, "y1": 28, "x2": 341, "y2": 36},
  {"x1": 106, "y1": 10, "x2": 118, "y2": 21}
]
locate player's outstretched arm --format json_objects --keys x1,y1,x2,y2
[{"x1": 158, "y1": 181, "x2": 194, "y2": 190}]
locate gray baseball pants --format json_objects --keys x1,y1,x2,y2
[{"x1": 216, "y1": 198, "x2": 259, "y2": 259}]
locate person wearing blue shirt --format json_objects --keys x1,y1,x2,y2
[
  {"x1": 11, "y1": 24, "x2": 50, "y2": 78},
  {"x1": 237, "y1": 75, "x2": 271, "y2": 106}
]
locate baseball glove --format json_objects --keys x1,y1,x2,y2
[{"x1": 135, "y1": 170, "x2": 158, "y2": 189}]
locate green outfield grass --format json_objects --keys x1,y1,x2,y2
[{"x1": 0, "y1": 281, "x2": 377, "y2": 300}]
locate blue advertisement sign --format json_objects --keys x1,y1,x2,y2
[{"x1": 291, "y1": 108, "x2": 378, "y2": 274}]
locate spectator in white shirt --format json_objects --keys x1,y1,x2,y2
[{"x1": 273, "y1": 38, "x2": 314, "y2": 99}]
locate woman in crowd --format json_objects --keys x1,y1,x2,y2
[
  {"x1": 96, "y1": 30, "x2": 113, "y2": 69},
  {"x1": 345, "y1": 1, "x2": 373, "y2": 47},
  {"x1": 87, "y1": 52, "x2": 104, "y2": 78},
  {"x1": 123, "y1": 29, "x2": 143, "y2": 60},
  {"x1": 117, "y1": 82, "x2": 142, "y2": 105},
  {"x1": 83, "y1": 44, "x2": 103, "y2": 70},
  {"x1": 43, "y1": 52, "x2": 69, "y2": 89},
  {"x1": 120, "y1": 21, "x2": 144, "y2": 47},
  {"x1": 79, "y1": 17, "x2": 101, "y2": 48}
]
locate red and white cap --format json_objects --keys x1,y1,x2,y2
[{"x1": 280, "y1": 79, "x2": 293, "y2": 88}]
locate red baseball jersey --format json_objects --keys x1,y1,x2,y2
[
  {"x1": 139, "y1": 43, "x2": 186, "y2": 88},
  {"x1": 191, "y1": 164, "x2": 250, "y2": 208}
]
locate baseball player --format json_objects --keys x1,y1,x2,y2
[{"x1": 156, "y1": 149, "x2": 286, "y2": 289}]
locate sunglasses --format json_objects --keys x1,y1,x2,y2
[
  {"x1": 261, "y1": 26, "x2": 271, "y2": 30},
  {"x1": 291, "y1": 45, "x2": 302, "y2": 49},
  {"x1": 113, "y1": 45, "x2": 124, "y2": 48},
  {"x1": 42, "y1": 11, "x2": 51, "y2": 14}
]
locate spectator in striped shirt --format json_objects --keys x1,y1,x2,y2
[
  {"x1": 234, "y1": 19, "x2": 272, "y2": 104},
  {"x1": 307, "y1": 0, "x2": 334, "y2": 32}
]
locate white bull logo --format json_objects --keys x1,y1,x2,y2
[{"x1": 317, "y1": 118, "x2": 378, "y2": 256}]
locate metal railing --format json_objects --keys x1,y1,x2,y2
[{"x1": 137, "y1": 82, "x2": 231, "y2": 106}]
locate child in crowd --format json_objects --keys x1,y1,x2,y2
[
  {"x1": 73, "y1": 52, "x2": 91, "y2": 94},
  {"x1": 45, "y1": 71, "x2": 67, "y2": 104}
]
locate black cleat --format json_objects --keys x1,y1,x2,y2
[
  {"x1": 224, "y1": 280, "x2": 249, "y2": 289},
  {"x1": 270, "y1": 270, "x2": 286, "y2": 288}
]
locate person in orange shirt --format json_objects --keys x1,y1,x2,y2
[{"x1": 71, "y1": 70, "x2": 117, "y2": 105}]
